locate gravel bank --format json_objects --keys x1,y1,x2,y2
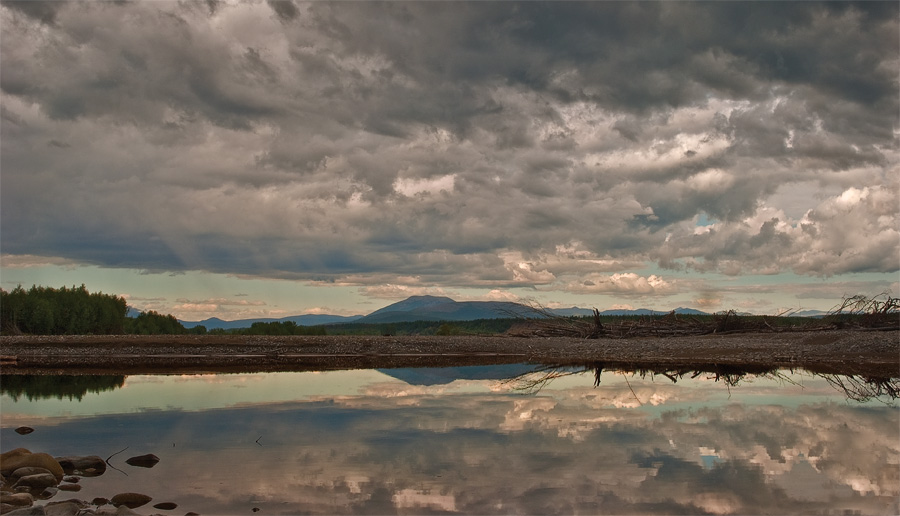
[{"x1": 2, "y1": 330, "x2": 897, "y2": 377}]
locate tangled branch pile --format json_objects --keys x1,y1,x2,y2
[{"x1": 822, "y1": 293, "x2": 899, "y2": 330}]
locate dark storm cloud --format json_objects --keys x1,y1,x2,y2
[
  {"x1": 267, "y1": 0, "x2": 298, "y2": 22},
  {"x1": 1, "y1": 0, "x2": 61, "y2": 25},
  {"x1": 1, "y1": 1, "x2": 897, "y2": 290}
]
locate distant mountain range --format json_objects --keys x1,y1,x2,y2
[
  {"x1": 180, "y1": 313, "x2": 362, "y2": 330},
  {"x1": 172, "y1": 294, "x2": 823, "y2": 330},
  {"x1": 790, "y1": 309, "x2": 828, "y2": 318}
]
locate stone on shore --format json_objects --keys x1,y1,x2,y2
[{"x1": 0, "y1": 450, "x2": 63, "y2": 481}]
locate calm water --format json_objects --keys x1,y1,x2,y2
[{"x1": 1, "y1": 365, "x2": 898, "y2": 515}]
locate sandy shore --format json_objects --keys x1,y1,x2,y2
[{"x1": 1, "y1": 330, "x2": 898, "y2": 377}]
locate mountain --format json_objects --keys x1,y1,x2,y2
[
  {"x1": 547, "y1": 307, "x2": 596, "y2": 317},
  {"x1": 671, "y1": 307, "x2": 710, "y2": 315},
  {"x1": 594, "y1": 307, "x2": 710, "y2": 316},
  {"x1": 364, "y1": 295, "x2": 456, "y2": 319},
  {"x1": 181, "y1": 314, "x2": 363, "y2": 330},
  {"x1": 791, "y1": 310, "x2": 828, "y2": 318},
  {"x1": 176, "y1": 296, "x2": 715, "y2": 330},
  {"x1": 540, "y1": 307, "x2": 711, "y2": 317},
  {"x1": 355, "y1": 295, "x2": 542, "y2": 324}
]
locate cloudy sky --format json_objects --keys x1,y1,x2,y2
[{"x1": 1, "y1": 1, "x2": 897, "y2": 320}]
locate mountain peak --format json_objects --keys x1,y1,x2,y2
[
  {"x1": 366, "y1": 295, "x2": 456, "y2": 318},
  {"x1": 406, "y1": 295, "x2": 455, "y2": 303}
]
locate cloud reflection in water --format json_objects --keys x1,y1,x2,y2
[{"x1": 1, "y1": 368, "x2": 897, "y2": 515}]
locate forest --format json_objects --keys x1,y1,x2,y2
[
  {"x1": 0, "y1": 285, "x2": 202, "y2": 336},
  {"x1": 1, "y1": 285, "x2": 128, "y2": 335}
]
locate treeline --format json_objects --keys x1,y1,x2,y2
[
  {"x1": 1, "y1": 285, "x2": 127, "y2": 335},
  {"x1": 0, "y1": 285, "x2": 330, "y2": 336},
  {"x1": 0, "y1": 285, "x2": 203, "y2": 336},
  {"x1": 209, "y1": 321, "x2": 326, "y2": 336},
  {"x1": 125, "y1": 310, "x2": 206, "y2": 335},
  {"x1": 325, "y1": 317, "x2": 519, "y2": 336}
]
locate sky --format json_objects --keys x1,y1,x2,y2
[{"x1": 1, "y1": 1, "x2": 898, "y2": 321}]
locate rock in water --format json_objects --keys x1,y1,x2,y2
[
  {"x1": 43, "y1": 500, "x2": 87, "y2": 516},
  {"x1": 14, "y1": 427, "x2": 34, "y2": 435},
  {"x1": 10, "y1": 467, "x2": 55, "y2": 479},
  {"x1": 0, "y1": 506, "x2": 46, "y2": 515},
  {"x1": 0, "y1": 450, "x2": 64, "y2": 481},
  {"x1": 35, "y1": 486, "x2": 59, "y2": 500},
  {"x1": 0, "y1": 491, "x2": 34, "y2": 506},
  {"x1": 124, "y1": 454, "x2": 160, "y2": 468},
  {"x1": 13, "y1": 473, "x2": 58, "y2": 490},
  {"x1": 54, "y1": 456, "x2": 106, "y2": 477},
  {"x1": 152, "y1": 502, "x2": 178, "y2": 510},
  {"x1": 110, "y1": 492, "x2": 152, "y2": 509}
]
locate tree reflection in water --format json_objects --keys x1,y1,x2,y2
[
  {"x1": 0, "y1": 375, "x2": 126, "y2": 401},
  {"x1": 504, "y1": 362, "x2": 899, "y2": 404}
]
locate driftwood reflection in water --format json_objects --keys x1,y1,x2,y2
[
  {"x1": 503, "y1": 362, "x2": 899, "y2": 403},
  {"x1": 817, "y1": 373, "x2": 900, "y2": 403}
]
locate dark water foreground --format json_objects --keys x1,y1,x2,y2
[{"x1": 1, "y1": 363, "x2": 898, "y2": 515}]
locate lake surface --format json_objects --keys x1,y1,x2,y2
[{"x1": 2, "y1": 365, "x2": 898, "y2": 515}]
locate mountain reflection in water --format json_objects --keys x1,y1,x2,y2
[{"x1": 1, "y1": 366, "x2": 897, "y2": 515}]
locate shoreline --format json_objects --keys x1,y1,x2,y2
[{"x1": 1, "y1": 330, "x2": 898, "y2": 377}]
